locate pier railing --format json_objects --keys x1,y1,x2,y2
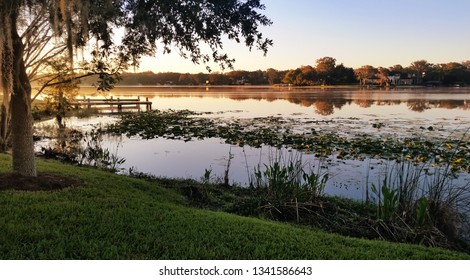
[{"x1": 70, "y1": 96, "x2": 152, "y2": 112}]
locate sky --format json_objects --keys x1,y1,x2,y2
[{"x1": 137, "y1": 0, "x2": 470, "y2": 73}]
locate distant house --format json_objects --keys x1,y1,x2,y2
[
  {"x1": 398, "y1": 78, "x2": 414, "y2": 85},
  {"x1": 387, "y1": 74, "x2": 413, "y2": 85},
  {"x1": 234, "y1": 77, "x2": 250, "y2": 85},
  {"x1": 388, "y1": 74, "x2": 401, "y2": 85},
  {"x1": 424, "y1": 81, "x2": 442, "y2": 87}
]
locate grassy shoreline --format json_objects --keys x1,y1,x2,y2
[{"x1": 1, "y1": 153, "x2": 468, "y2": 259}]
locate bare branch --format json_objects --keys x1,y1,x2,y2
[
  {"x1": 31, "y1": 72, "x2": 98, "y2": 102},
  {"x1": 20, "y1": 5, "x2": 48, "y2": 40},
  {"x1": 25, "y1": 35, "x2": 54, "y2": 68},
  {"x1": 27, "y1": 45, "x2": 67, "y2": 79}
]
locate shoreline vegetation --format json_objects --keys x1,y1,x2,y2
[
  {"x1": 2, "y1": 0, "x2": 467, "y2": 261},
  {"x1": 107, "y1": 110, "x2": 470, "y2": 251},
  {"x1": 71, "y1": 57, "x2": 470, "y2": 88},
  {"x1": 0, "y1": 153, "x2": 469, "y2": 259},
  {"x1": 2, "y1": 87, "x2": 469, "y2": 259},
  {"x1": 47, "y1": 83, "x2": 464, "y2": 90},
  {"x1": 23, "y1": 107, "x2": 470, "y2": 257}
]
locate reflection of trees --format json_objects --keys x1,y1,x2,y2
[
  {"x1": 465, "y1": 101, "x2": 470, "y2": 110},
  {"x1": 286, "y1": 95, "x2": 349, "y2": 116},
  {"x1": 314, "y1": 101, "x2": 334, "y2": 116},
  {"x1": 405, "y1": 100, "x2": 468, "y2": 112},
  {"x1": 331, "y1": 98, "x2": 349, "y2": 111},
  {"x1": 407, "y1": 100, "x2": 429, "y2": 112},
  {"x1": 376, "y1": 100, "x2": 401, "y2": 106},
  {"x1": 229, "y1": 93, "x2": 468, "y2": 115},
  {"x1": 171, "y1": 92, "x2": 469, "y2": 115},
  {"x1": 286, "y1": 96, "x2": 303, "y2": 106},
  {"x1": 436, "y1": 100, "x2": 466, "y2": 110},
  {"x1": 300, "y1": 99, "x2": 314, "y2": 107},
  {"x1": 93, "y1": 87, "x2": 470, "y2": 113},
  {"x1": 354, "y1": 99, "x2": 375, "y2": 108}
]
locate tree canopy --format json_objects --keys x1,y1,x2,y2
[{"x1": 0, "y1": 0, "x2": 273, "y2": 176}]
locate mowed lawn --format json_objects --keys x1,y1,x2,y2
[{"x1": 0, "y1": 154, "x2": 468, "y2": 259}]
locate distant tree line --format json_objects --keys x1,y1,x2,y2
[
  {"x1": 282, "y1": 57, "x2": 356, "y2": 86},
  {"x1": 79, "y1": 57, "x2": 470, "y2": 87},
  {"x1": 354, "y1": 60, "x2": 470, "y2": 86}
]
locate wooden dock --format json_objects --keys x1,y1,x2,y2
[{"x1": 70, "y1": 96, "x2": 152, "y2": 112}]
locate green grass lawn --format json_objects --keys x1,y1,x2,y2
[{"x1": 0, "y1": 153, "x2": 468, "y2": 259}]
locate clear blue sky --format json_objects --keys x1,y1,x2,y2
[{"x1": 138, "y1": 0, "x2": 470, "y2": 73}]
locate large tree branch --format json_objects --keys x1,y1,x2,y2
[
  {"x1": 27, "y1": 45, "x2": 67, "y2": 79},
  {"x1": 25, "y1": 35, "x2": 55, "y2": 67},
  {"x1": 24, "y1": 22, "x2": 53, "y2": 56},
  {"x1": 31, "y1": 72, "x2": 100, "y2": 102}
]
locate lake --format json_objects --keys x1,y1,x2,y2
[{"x1": 35, "y1": 86, "x2": 470, "y2": 200}]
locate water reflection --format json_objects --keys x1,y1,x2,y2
[
  {"x1": 34, "y1": 87, "x2": 470, "y2": 201},
  {"x1": 279, "y1": 94, "x2": 467, "y2": 115},
  {"x1": 35, "y1": 121, "x2": 470, "y2": 201},
  {"x1": 77, "y1": 86, "x2": 470, "y2": 117}
]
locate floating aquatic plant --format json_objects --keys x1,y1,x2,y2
[{"x1": 107, "y1": 110, "x2": 470, "y2": 173}]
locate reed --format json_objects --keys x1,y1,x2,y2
[
  {"x1": 247, "y1": 150, "x2": 329, "y2": 221},
  {"x1": 39, "y1": 126, "x2": 126, "y2": 172},
  {"x1": 369, "y1": 154, "x2": 470, "y2": 247}
]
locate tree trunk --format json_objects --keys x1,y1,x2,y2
[
  {"x1": 9, "y1": 12, "x2": 37, "y2": 176},
  {"x1": 1, "y1": 48, "x2": 11, "y2": 152},
  {"x1": 0, "y1": 102, "x2": 9, "y2": 152}
]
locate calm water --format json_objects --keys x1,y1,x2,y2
[
  {"x1": 36, "y1": 86, "x2": 470, "y2": 200},
  {"x1": 79, "y1": 86, "x2": 470, "y2": 119}
]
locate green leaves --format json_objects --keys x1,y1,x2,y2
[
  {"x1": 416, "y1": 197, "x2": 429, "y2": 226},
  {"x1": 371, "y1": 181, "x2": 398, "y2": 222},
  {"x1": 254, "y1": 158, "x2": 328, "y2": 204},
  {"x1": 303, "y1": 171, "x2": 328, "y2": 198},
  {"x1": 108, "y1": 110, "x2": 470, "y2": 172},
  {"x1": 121, "y1": 0, "x2": 273, "y2": 70}
]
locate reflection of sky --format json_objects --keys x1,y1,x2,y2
[
  {"x1": 100, "y1": 136, "x2": 470, "y2": 201},
  {"x1": 76, "y1": 86, "x2": 470, "y2": 119},
  {"x1": 35, "y1": 88, "x2": 470, "y2": 201},
  {"x1": 102, "y1": 136, "x2": 373, "y2": 199}
]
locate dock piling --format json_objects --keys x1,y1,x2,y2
[{"x1": 69, "y1": 96, "x2": 153, "y2": 112}]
